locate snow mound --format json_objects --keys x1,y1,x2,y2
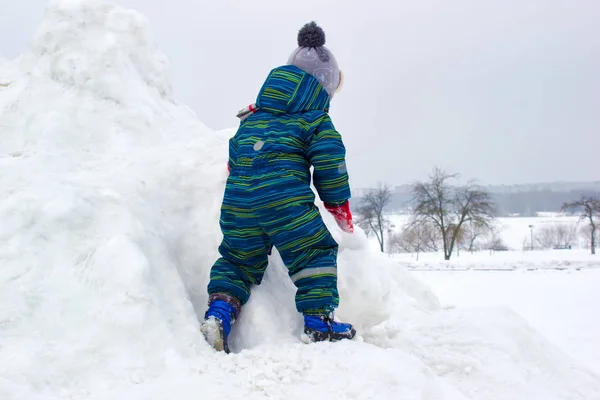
[
  {"x1": 1, "y1": 0, "x2": 205, "y2": 157},
  {"x1": 1, "y1": 1, "x2": 599, "y2": 399}
]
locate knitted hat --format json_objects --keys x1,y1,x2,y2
[{"x1": 287, "y1": 22, "x2": 343, "y2": 98}]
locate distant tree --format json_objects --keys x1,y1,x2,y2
[
  {"x1": 562, "y1": 196, "x2": 600, "y2": 255},
  {"x1": 410, "y1": 167, "x2": 496, "y2": 260},
  {"x1": 485, "y1": 226, "x2": 508, "y2": 254},
  {"x1": 535, "y1": 223, "x2": 577, "y2": 250},
  {"x1": 388, "y1": 231, "x2": 412, "y2": 256},
  {"x1": 521, "y1": 237, "x2": 529, "y2": 252},
  {"x1": 387, "y1": 233, "x2": 403, "y2": 255},
  {"x1": 579, "y1": 225, "x2": 594, "y2": 250},
  {"x1": 425, "y1": 224, "x2": 442, "y2": 252},
  {"x1": 389, "y1": 221, "x2": 439, "y2": 260},
  {"x1": 357, "y1": 183, "x2": 392, "y2": 252},
  {"x1": 458, "y1": 221, "x2": 490, "y2": 253}
]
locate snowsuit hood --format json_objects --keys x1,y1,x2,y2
[{"x1": 256, "y1": 65, "x2": 331, "y2": 115}]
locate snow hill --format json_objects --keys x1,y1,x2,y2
[{"x1": 1, "y1": 1, "x2": 599, "y2": 399}]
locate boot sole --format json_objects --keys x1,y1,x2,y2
[{"x1": 200, "y1": 318, "x2": 230, "y2": 354}]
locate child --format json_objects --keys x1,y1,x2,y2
[{"x1": 200, "y1": 22, "x2": 355, "y2": 353}]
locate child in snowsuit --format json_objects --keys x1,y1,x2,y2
[{"x1": 200, "y1": 22, "x2": 355, "y2": 353}]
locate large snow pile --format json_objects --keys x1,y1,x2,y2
[{"x1": 1, "y1": 1, "x2": 599, "y2": 399}]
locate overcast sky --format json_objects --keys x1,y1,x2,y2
[{"x1": 1, "y1": 0, "x2": 599, "y2": 188}]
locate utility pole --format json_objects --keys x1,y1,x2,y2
[{"x1": 529, "y1": 224, "x2": 535, "y2": 251}]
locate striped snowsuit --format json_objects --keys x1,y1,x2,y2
[{"x1": 207, "y1": 65, "x2": 351, "y2": 315}]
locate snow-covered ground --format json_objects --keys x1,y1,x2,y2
[
  {"x1": 393, "y1": 249, "x2": 600, "y2": 271},
  {"x1": 413, "y1": 269, "x2": 600, "y2": 376},
  {"x1": 1, "y1": 1, "x2": 600, "y2": 399}
]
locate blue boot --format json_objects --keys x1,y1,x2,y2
[
  {"x1": 302, "y1": 314, "x2": 356, "y2": 343},
  {"x1": 200, "y1": 299, "x2": 238, "y2": 353}
]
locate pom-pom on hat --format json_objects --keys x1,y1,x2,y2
[{"x1": 287, "y1": 22, "x2": 342, "y2": 98}]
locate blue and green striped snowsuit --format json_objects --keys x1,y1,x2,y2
[{"x1": 207, "y1": 65, "x2": 351, "y2": 315}]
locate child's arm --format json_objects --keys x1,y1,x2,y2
[{"x1": 306, "y1": 114, "x2": 352, "y2": 206}]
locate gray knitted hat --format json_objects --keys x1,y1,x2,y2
[{"x1": 287, "y1": 22, "x2": 342, "y2": 98}]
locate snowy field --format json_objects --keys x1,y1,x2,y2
[
  {"x1": 412, "y1": 269, "x2": 600, "y2": 377},
  {"x1": 392, "y1": 249, "x2": 600, "y2": 271},
  {"x1": 1, "y1": 1, "x2": 600, "y2": 399},
  {"x1": 389, "y1": 215, "x2": 600, "y2": 376}
]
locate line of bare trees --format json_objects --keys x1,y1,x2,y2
[
  {"x1": 533, "y1": 223, "x2": 576, "y2": 250},
  {"x1": 522, "y1": 222, "x2": 597, "y2": 251},
  {"x1": 389, "y1": 223, "x2": 507, "y2": 260},
  {"x1": 356, "y1": 170, "x2": 599, "y2": 258},
  {"x1": 357, "y1": 168, "x2": 497, "y2": 260}
]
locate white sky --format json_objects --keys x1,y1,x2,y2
[{"x1": 1, "y1": 0, "x2": 599, "y2": 188}]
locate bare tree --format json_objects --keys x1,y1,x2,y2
[
  {"x1": 521, "y1": 237, "x2": 529, "y2": 252},
  {"x1": 535, "y1": 223, "x2": 577, "y2": 250},
  {"x1": 484, "y1": 225, "x2": 508, "y2": 254},
  {"x1": 387, "y1": 233, "x2": 404, "y2": 255},
  {"x1": 579, "y1": 225, "x2": 594, "y2": 250},
  {"x1": 388, "y1": 230, "x2": 415, "y2": 256},
  {"x1": 458, "y1": 221, "x2": 490, "y2": 253},
  {"x1": 562, "y1": 196, "x2": 600, "y2": 255},
  {"x1": 411, "y1": 167, "x2": 496, "y2": 260},
  {"x1": 356, "y1": 183, "x2": 392, "y2": 252},
  {"x1": 414, "y1": 222, "x2": 441, "y2": 253},
  {"x1": 389, "y1": 221, "x2": 439, "y2": 260},
  {"x1": 405, "y1": 225, "x2": 426, "y2": 261},
  {"x1": 425, "y1": 224, "x2": 442, "y2": 252}
]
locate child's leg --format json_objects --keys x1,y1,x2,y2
[
  {"x1": 203, "y1": 206, "x2": 272, "y2": 352},
  {"x1": 259, "y1": 203, "x2": 339, "y2": 315},
  {"x1": 207, "y1": 206, "x2": 272, "y2": 307},
  {"x1": 260, "y1": 203, "x2": 355, "y2": 342}
]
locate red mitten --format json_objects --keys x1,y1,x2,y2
[{"x1": 324, "y1": 201, "x2": 354, "y2": 233}]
